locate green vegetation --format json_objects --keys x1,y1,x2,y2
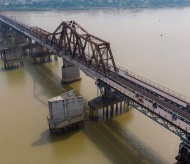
[{"x1": 1, "y1": 0, "x2": 190, "y2": 11}]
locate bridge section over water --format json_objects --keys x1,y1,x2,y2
[{"x1": 1, "y1": 13, "x2": 190, "y2": 163}]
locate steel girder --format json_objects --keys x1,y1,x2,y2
[
  {"x1": 50, "y1": 20, "x2": 117, "y2": 75},
  {"x1": 96, "y1": 79, "x2": 190, "y2": 143}
]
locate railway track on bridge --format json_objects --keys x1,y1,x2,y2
[
  {"x1": 107, "y1": 71, "x2": 190, "y2": 121},
  {"x1": 2, "y1": 13, "x2": 190, "y2": 162},
  {"x1": 74, "y1": 53, "x2": 190, "y2": 123},
  {"x1": 1, "y1": 13, "x2": 190, "y2": 124}
]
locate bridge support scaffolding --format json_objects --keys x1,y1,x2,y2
[
  {"x1": 61, "y1": 59, "x2": 81, "y2": 84},
  {"x1": 2, "y1": 14, "x2": 190, "y2": 163},
  {"x1": 88, "y1": 80, "x2": 129, "y2": 120},
  {"x1": 88, "y1": 96, "x2": 126, "y2": 120},
  {"x1": 31, "y1": 51, "x2": 53, "y2": 64},
  {"x1": 22, "y1": 41, "x2": 56, "y2": 64}
]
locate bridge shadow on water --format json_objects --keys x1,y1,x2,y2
[
  {"x1": 0, "y1": 66, "x2": 7, "y2": 72},
  {"x1": 0, "y1": 64, "x2": 22, "y2": 73},
  {"x1": 23, "y1": 57, "x2": 167, "y2": 163},
  {"x1": 83, "y1": 117, "x2": 168, "y2": 164},
  {"x1": 31, "y1": 129, "x2": 81, "y2": 146},
  {"x1": 22, "y1": 56, "x2": 76, "y2": 107},
  {"x1": 0, "y1": 60, "x2": 27, "y2": 85},
  {"x1": 32, "y1": 111, "x2": 168, "y2": 164}
]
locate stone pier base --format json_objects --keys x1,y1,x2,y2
[{"x1": 61, "y1": 59, "x2": 81, "y2": 84}]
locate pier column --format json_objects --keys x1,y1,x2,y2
[
  {"x1": 2, "y1": 46, "x2": 23, "y2": 69},
  {"x1": 28, "y1": 38, "x2": 32, "y2": 44},
  {"x1": 54, "y1": 55, "x2": 58, "y2": 61},
  {"x1": 110, "y1": 105, "x2": 114, "y2": 116},
  {"x1": 62, "y1": 59, "x2": 81, "y2": 84},
  {"x1": 14, "y1": 33, "x2": 26, "y2": 46},
  {"x1": 120, "y1": 102, "x2": 122, "y2": 113},
  {"x1": 176, "y1": 139, "x2": 190, "y2": 163},
  {"x1": 116, "y1": 103, "x2": 118, "y2": 114},
  {"x1": 106, "y1": 106, "x2": 108, "y2": 117}
]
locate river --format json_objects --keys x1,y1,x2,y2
[{"x1": 1, "y1": 7, "x2": 190, "y2": 164}]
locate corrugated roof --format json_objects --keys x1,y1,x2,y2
[{"x1": 48, "y1": 90, "x2": 82, "y2": 102}]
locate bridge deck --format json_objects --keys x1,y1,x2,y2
[
  {"x1": 88, "y1": 96, "x2": 122, "y2": 110},
  {"x1": 1, "y1": 14, "x2": 190, "y2": 138},
  {"x1": 99, "y1": 76, "x2": 190, "y2": 133}
]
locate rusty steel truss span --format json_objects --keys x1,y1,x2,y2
[
  {"x1": 1, "y1": 14, "x2": 190, "y2": 142},
  {"x1": 50, "y1": 20, "x2": 117, "y2": 75}
]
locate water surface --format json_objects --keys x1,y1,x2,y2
[{"x1": 1, "y1": 7, "x2": 190, "y2": 163}]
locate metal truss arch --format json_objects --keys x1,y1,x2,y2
[{"x1": 51, "y1": 20, "x2": 117, "y2": 75}]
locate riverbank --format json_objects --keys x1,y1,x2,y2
[{"x1": 0, "y1": 3, "x2": 190, "y2": 11}]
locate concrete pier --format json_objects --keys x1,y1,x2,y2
[
  {"x1": 31, "y1": 51, "x2": 53, "y2": 64},
  {"x1": 3, "y1": 29, "x2": 26, "y2": 46},
  {"x1": 0, "y1": 26, "x2": 26, "y2": 69},
  {"x1": 22, "y1": 42, "x2": 55, "y2": 63},
  {"x1": 47, "y1": 90, "x2": 84, "y2": 135},
  {"x1": 14, "y1": 33, "x2": 26, "y2": 45},
  {"x1": 88, "y1": 96, "x2": 126, "y2": 120},
  {"x1": 61, "y1": 59, "x2": 81, "y2": 84},
  {"x1": 176, "y1": 141, "x2": 190, "y2": 163},
  {"x1": 1, "y1": 46, "x2": 23, "y2": 69}
]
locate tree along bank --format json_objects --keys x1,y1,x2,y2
[{"x1": 0, "y1": 0, "x2": 190, "y2": 11}]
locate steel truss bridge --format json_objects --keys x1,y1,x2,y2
[{"x1": 1, "y1": 14, "x2": 190, "y2": 145}]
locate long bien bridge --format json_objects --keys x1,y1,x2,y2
[{"x1": 0, "y1": 14, "x2": 190, "y2": 163}]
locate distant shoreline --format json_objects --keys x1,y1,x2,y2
[{"x1": 0, "y1": 4, "x2": 190, "y2": 12}]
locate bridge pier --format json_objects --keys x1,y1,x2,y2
[
  {"x1": 1, "y1": 46, "x2": 23, "y2": 69},
  {"x1": 31, "y1": 42, "x2": 53, "y2": 64},
  {"x1": 0, "y1": 25, "x2": 26, "y2": 69},
  {"x1": 14, "y1": 33, "x2": 26, "y2": 46},
  {"x1": 54, "y1": 55, "x2": 58, "y2": 61},
  {"x1": 61, "y1": 59, "x2": 81, "y2": 84},
  {"x1": 1, "y1": 23, "x2": 26, "y2": 45},
  {"x1": 3, "y1": 28, "x2": 27, "y2": 46},
  {"x1": 120, "y1": 102, "x2": 123, "y2": 112},
  {"x1": 88, "y1": 80, "x2": 129, "y2": 120},
  {"x1": 22, "y1": 38, "x2": 32, "y2": 55},
  {"x1": 2, "y1": 14, "x2": 190, "y2": 163},
  {"x1": 0, "y1": 34, "x2": 13, "y2": 50},
  {"x1": 176, "y1": 138, "x2": 190, "y2": 164},
  {"x1": 89, "y1": 98, "x2": 127, "y2": 120},
  {"x1": 0, "y1": 26, "x2": 17, "y2": 47},
  {"x1": 116, "y1": 103, "x2": 118, "y2": 114},
  {"x1": 22, "y1": 41, "x2": 55, "y2": 64}
]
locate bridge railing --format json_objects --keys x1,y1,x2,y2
[
  {"x1": 10, "y1": 16, "x2": 30, "y2": 30},
  {"x1": 116, "y1": 65, "x2": 190, "y2": 104},
  {"x1": 2, "y1": 13, "x2": 190, "y2": 105},
  {"x1": 0, "y1": 14, "x2": 31, "y2": 34},
  {"x1": 101, "y1": 76, "x2": 190, "y2": 126}
]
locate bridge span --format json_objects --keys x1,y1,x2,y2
[{"x1": 0, "y1": 13, "x2": 190, "y2": 163}]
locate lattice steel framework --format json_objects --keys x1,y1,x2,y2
[
  {"x1": 51, "y1": 20, "x2": 117, "y2": 75},
  {"x1": 96, "y1": 79, "x2": 190, "y2": 143}
]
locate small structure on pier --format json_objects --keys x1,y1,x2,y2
[
  {"x1": 88, "y1": 79, "x2": 129, "y2": 120},
  {"x1": 31, "y1": 51, "x2": 54, "y2": 63},
  {"x1": 88, "y1": 96, "x2": 125, "y2": 120},
  {"x1": 47, "y1": 90, "x2": 84, "y2": 135},
  {"x1": 22, "y1": 42, "x2": 56, "y2": 63},
  {"x1": 1, "y1": 46, "x2": 23, "y2": 69}
]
